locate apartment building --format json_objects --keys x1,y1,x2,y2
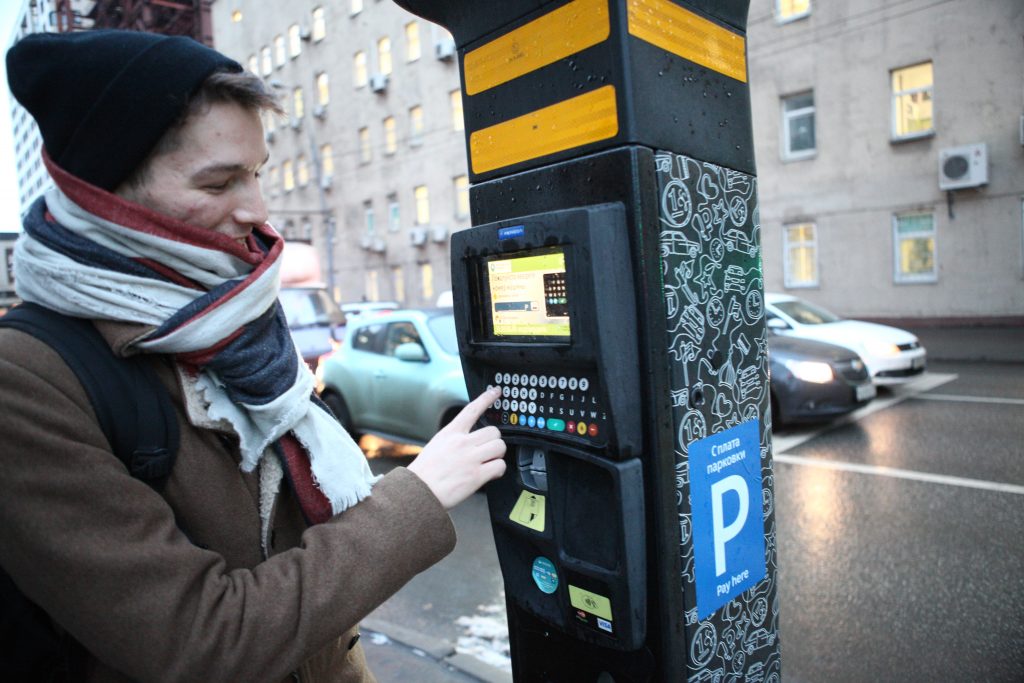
[
  {"x1": 748, "y1": 0, "x2": 1023, "y2": 321},
  {"x1": 211, "y1": 0, "x2": 1022, "y2": 319},
  {"x1": 211, "y1": 0, "x2": 468, "y2": 307}
]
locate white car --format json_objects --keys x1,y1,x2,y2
[{"x1": 764, "y1": 293, "x2": 926, "y2": 385}]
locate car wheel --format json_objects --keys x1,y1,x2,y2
[{"x1": 323, "y1": 392, "x2": 360, "y2": 439}]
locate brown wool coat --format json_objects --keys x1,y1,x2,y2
[{"x1": 0, "y1": 319, "x2": 457, "y2": 682}]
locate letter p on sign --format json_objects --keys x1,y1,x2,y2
[{"x1": 711, "y1": 474, "x2": 748, "y2": 576}]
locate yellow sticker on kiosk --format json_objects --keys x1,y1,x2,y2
[
  {"x1": 568, "y1": 585, "x2": 613, "y2": 621},
  {"x1": 510, "y1": 490, "x2": 546, "y2": 532}
]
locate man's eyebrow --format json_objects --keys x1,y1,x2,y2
[{"x1": 192, "y1": 153, "x2": 271, "y2": 178}]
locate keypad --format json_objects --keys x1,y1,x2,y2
[{"x1": 485, "y1": 369, "x2": 607, "y2": 444}]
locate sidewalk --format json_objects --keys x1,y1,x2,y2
[
  {"x1": 360, "y1": 618, "x2": 511, "y2": 683},
  {"x1": 902, "y1": 324, "x2": 1024, "y2": 363}
]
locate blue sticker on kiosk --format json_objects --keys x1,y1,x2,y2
[
  {"x1": 498, "y1": 225, "x2": 525, "y2": 240},
  {"x1": 531, "y1": 556, "x2": 559, "y2": 594},
  {"x1": 688, "y1": 419, "x2": 766, "y2": 621}
]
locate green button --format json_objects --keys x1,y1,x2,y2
[{"x1": 547, "y1": 418, "x2": 566, "y2": 432}]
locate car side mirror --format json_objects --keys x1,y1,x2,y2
[
  {"x1": 394, "y1": 342, "x2": 428, "y2": 362},
  {"x1": 766, "y1": 318, "x2": 790, "y2": 332}
]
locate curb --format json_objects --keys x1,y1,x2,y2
[{"x1": 361, "y1": 617, "x2": 513, "y2": 683}]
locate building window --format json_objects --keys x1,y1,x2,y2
[
  {"x1": 450, "y1": 89, "x2": 464, "y2": 132},
  {"x1": 414, "y1": 185, "x2": 430, "y2": 225},
  {"x1": 289, "y1": 87, "x2": 303, "y2": 120},
  {"x1": 312, "y1": 7, "x2": 326, "y2": 42},
  {"x1": 364, "y1": 201, "x2": 375, "y2": 235},
  {"x1": 353, "y1": 51, "x2": 368, "y2": 88},
  {"x1": 320, "y1": 144, "x2": 334, "y2": 177},
  {"x1": 359, "y1": 127, "x2": 372, "y2": 163},
  {"x1": 297, "y1": 155, "x2": 309, "y2": 187},
  {"x1": 260, "y1": 46, "x2": 272, "y2": 76},
  {"x1": 316, "y1": 72, "x2": 330, "y2": 106},
  {"x1": 377, "y1": 37, "x2": 393, "y2": 76},
  {"x1": 891, "y1": 62, "x2": 933, "y2": 140},
  {"x1": 409, "y1": 105, "x2": 424, "y2": 145},
  {"x1": 383, "y1": 116, "x2": 397, "y2": 154},
  {"x1": 247, "y1": 55, "x2": 258, "y2": 74},
  {"x1": 267, "y1": 166, "x2": 280, "y2": 197},
  {"x1": 350, "y1": 0, "x2": 363, "y2": 16},
  {"x1": 264, "y1": 110, "x2": 276, "y2": 134},
  {"x1": 893, "y1": 213, "x2": 936, "y2": 283},
  {"x1": 231, "y1": 9, "x2": 243, "y2": 22},
  {"x1": 783, "y1": 222, "x2": 818, "y2": 288},
  {"x1": 781, "y1": 91, "x2": 815, "y2": 160},
  {"x1": 420, "y1": 262, "x2": 434, "y2": 301},
  {"x1": 274, "y1": 35, "x2": 286, "y2": 67},
  {"x1": 388, "y1": 195, "x2": 401, "y2": 232},
  {"x1": 391, "y1": 265, "x2": 405, "y2": 303},
  {"x1": 288, "y1": 24, "x2": 302, "y2": 58},
  {"x1": 454, "y1": 175, "x2": 469, "y2": 219},
  {"x1": 405, "y1": 22, "x2": 421, "y2": 61},
  {"x1": 776, "y1": 0, "x2": 810, "y2": 23},
  {"x1": 365, "y1": 269, "x2": 379, "y2": 301},
  {"x1": 283, "y1": 160, "x2": 295, "y2": 192}
]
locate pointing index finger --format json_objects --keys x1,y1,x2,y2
[{"x1": 448, "y1": 387, "x2": 501, "y2": 433}]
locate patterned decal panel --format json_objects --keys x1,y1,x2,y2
[{"x1": 655, "y1": 150, "x2": 781, "y2": 682}]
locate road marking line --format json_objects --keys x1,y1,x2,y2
[
  {"x1": 773, "y1": 454, "x2": 1024, "y2": 495},
  {"x1": 912, "y1": 393, "x2": 1024, "y2": 406},
  {"x1": 772, "y1": 372, "x2": 958, "y2": 454}
]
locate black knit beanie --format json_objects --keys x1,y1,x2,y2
[{"x1": 6, "y1": 29, "x2": 241, "y2": 191}]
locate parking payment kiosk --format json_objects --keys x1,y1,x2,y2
[
  {"x1": 451, "y1": 204, "x2": 648, "y2": 651},
  {"x1": 397, "y1": 0, "x2": 781, "y2": 680}
]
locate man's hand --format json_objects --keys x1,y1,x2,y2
[{"x1": 407, "y1": 387, "x2": 506, "y2": 509}]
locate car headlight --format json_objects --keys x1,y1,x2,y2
[
  {"x1": 783, "y1": 359, "x2": 834, "y2": 384},
  {"x1": 863, "y1": 340, "x2": 901, "y2": 357}
]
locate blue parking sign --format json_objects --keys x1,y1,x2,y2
[{"x1": 688, "y1": 419, "x2": 766, "y2": 621}]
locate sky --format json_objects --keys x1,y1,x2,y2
[{"x1": 0, "y1": 2, "x2": 21, "y2": 231}]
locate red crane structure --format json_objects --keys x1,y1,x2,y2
[{"x1": 51, "y1": 0, "x2": 214, "y2": 46}]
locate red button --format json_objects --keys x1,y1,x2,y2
[
  {"x1": 567, "y1": 421, "x2": 576, "y2": 433},
  {"x1": 588, "y1": 423, "x2": 598, "y2": 437}
]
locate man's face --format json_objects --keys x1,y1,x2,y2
[{"x1": 117, "y1": 101, "x2": 269, "y2": 245}]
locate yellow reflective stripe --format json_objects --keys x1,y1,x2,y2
[
  {"x1": 627, "y1": 0, "x2": 747, "y2": 83},
  {"x1": 469, "y1": 85, "x2": 618, "y2": 174},
  {"x1": 464, "y1": 0, "x2": 611, "y2": 96}
]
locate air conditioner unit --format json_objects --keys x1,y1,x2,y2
[
  {"x1": 359, "y1": 234, "x2": 373, "y2": 250},
  {"x1": 938, "y1": 143, "x2": 988, "y2": 191},
  {"x1": 299, "y1": 26, "x2": 312, "y2": 41},
  {"x1": 264, "y1": 130, "x2": 275, "y2": 143},
  {"x1": 369, "y1": 73, "x2": 388, "y2": 93},
  {"x1": 434, "y1": 39, "x2": 456, "y2": 61},
  {"x1": 313, "y1": 105, "x2": 326, "y2": 120},
  {"x1": 430, "y1": 225, "x2": 448, "y2": 243},
  {"x1": 409, "y1": 228, "x2": 427, "y2": 247},
  {"x1": 289, "y1": 117, "x2": 302, "y2": 130},
  {"x1": 370, "y1": 238, "x2": 387, "y2": 253},
  {"x1": 320, "y1": 175, "x2": 333, "y2": 190}
]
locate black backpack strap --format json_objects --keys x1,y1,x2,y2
[{"x1": 0, "y1": 302, "x2": 179, "y2": 489}]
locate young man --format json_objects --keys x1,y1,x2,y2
[{"x1": 0, "y1": 30, "x2": 505, "y2": 682}]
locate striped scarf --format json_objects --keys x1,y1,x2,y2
[{"x1": 13, "y1": 156, "x2": 377, "y2": 524}]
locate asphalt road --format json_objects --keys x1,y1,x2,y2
[{"x1": 364, "y1": 360, "x2": 1024, "y2": 682}]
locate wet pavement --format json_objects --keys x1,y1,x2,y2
[{"x1": 358, "y1": 344, "x2": 1024, "y2": 682}]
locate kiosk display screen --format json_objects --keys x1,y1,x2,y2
[{"x1": 484, "y1": 248, "x2": 570, "y2": 339}]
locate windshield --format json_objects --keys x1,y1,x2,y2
[
  {"x1": 428, "y1": 314, "x2": 459, "y2": 355},
  {"x1": 774, "y1": 298, "x2": 842, "y2": 325},
  {"x1": 279, "y1": 288, "x2": 346, "y2": 327}
]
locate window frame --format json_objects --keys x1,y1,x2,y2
[
  {"x1": 782, "y1": 222, "x2": 819, "y2": 289},
  {"x1": 388, "y1": 195, "x2": 401, "y2": 233},
  {"x1": 312, "y1": 7, "x2": 326, "y2": 42},
  {"x1": 358, "y1": 127, "x2": 372, "y2": 164},
  {"x1": 892, "y1": 212, "x2": 938, "y2": 284},
  {"x1": 383, "y1": 116, "x2": 397, "y2": 155},
  {"x1": 377, "y1": 36, "x2": 393, "y2": 76},
  {"x1": 453, "y1": 175, "x2": 470, "y2": 219},
  {"x1": 353, "y1": 51, "x2": 368, "y2": 88},
  {"x1": 775, "y1": 0, "x2": 811, "y2": 24},
  {"x1": 288, "y1": 24, "x2": 302, "y2": 58},
  {"x1": 414, "y1": 185, "x2": 430, "y2": 225},
  {"x1": 405, "y1": 21, "x2": 421, "y2": 62},
  {"x1": 409, "y1": 105, "x2": 424, "y2": 146},
  {"x1": 890, "y1": 61, "x2": 934, "y2": 141},
  {"x1": 780, "y1": 91, "x2": 816, "y2": 161},
  {"x1": 315, "y1": 72, "x2": 330, "y2": 107}
]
